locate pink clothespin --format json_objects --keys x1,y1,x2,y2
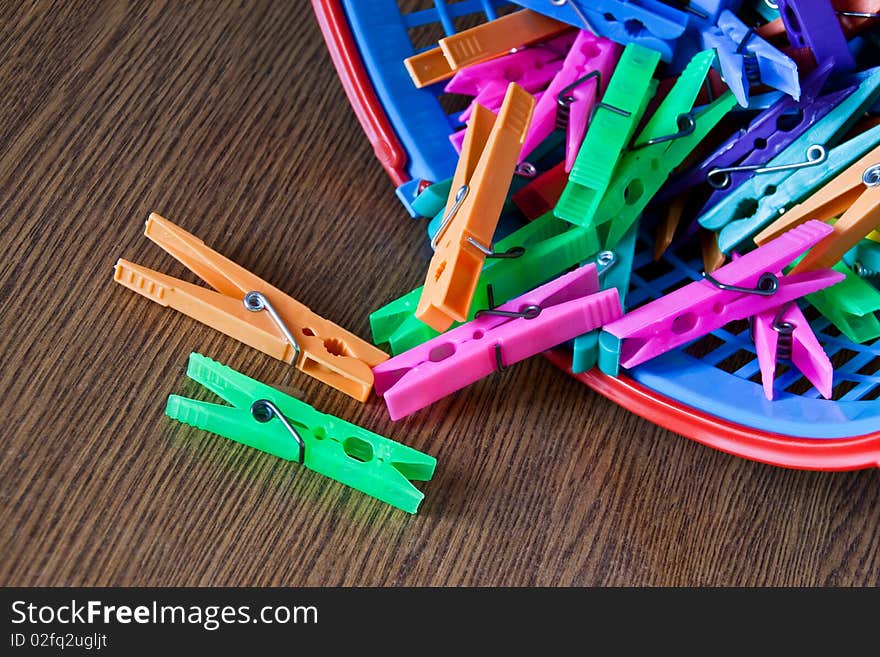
[
  {"x1": 753, "y1": 301, "x2": 833, "y2": 401},
  {"x1": 445, "y1": 32, "x2": 573, "y2": 124},
  {"x1": 373, "y1": 264, "x2": 622, "y2": 420},
  {"x1": 599, "y1": 221, "x2": 845, "y2": 374},
  {"x1": 519, "y1": 31, "x2": 622, "y2": 171}
]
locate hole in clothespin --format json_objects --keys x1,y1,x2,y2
[
  {"x1": 671, "y1": 312, "x2": 698, "y2": 335},
  {"x1": 428, "y1": 343, "x2": 456, "y2": 362},
  {"x1": 302, "y1": 327, "x2": 315, "y2": 336},
  {"x1": 342, "y1": 436, "x2": 374, "y2": 463},
  {"x1": 434, "y1": 261, "x2": 447, "y2": 282}
]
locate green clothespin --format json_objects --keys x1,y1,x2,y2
[
  {"x1": 554, "y1": 43, "x2": 661, "y2": 227},
  {"x1": 594, "y1": 54, "x2": 738, "y2": 248},
  {"x1": 571, "y1": 220, "x2": 639, "y2": 373},
  {"x1": 844, "y1": 238, "x2": 880, "y2": 290},
  {"x1": 371, "y1": 211, "x2": 599, "y2": 355},
  {"x1": 166, "y1": 353, "x2": 437, "y2": 513},
  {"x1": 807, "y1": 261, "x2": 880, "y2": 344}
]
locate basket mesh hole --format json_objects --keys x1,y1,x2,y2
[
  {"x1": 407, "y1": 21, "x2": 446, "y2": 51},
  {"x1": 828, "y1": 379, "x2": 859, "y2": 400},
  {"x1": 453, "y1": 12, "x2": 492, "y2": 33},
  {"x1": 438, "y1": 92, "x2": 474, "y2": 116},
  {"x1": 830, "y1": 348, "x2": 858, "y2": 370},
  {"x1": 716, "y1": 349, "x2": 754, "y2": 374},
  {"x1": 861, "y1": 385, "x2": 880, "y2": 401},
  {"x1": 857, "y1": 357, "x2": 880, "y2": 376},
  {"x1": 782, "y1": 376, "x2": 813, "y2": 396},
  {"x1": 398, "y1": 0, "x2": 438, "y2": 15},
  {"x1": 683, "y1": 333, "x2": 725, "y2": 359}
]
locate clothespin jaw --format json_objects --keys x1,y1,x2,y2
[
  {"x1": 167, "y1": 353, "x2": 436, "y2": 513},
  {"x1": 372, "y1": 211, "x2": 599, "y2": 356},
  {"x1": 598, "y1": 221, "x2": 845, "y2": 375},
  {"x1": 701, "y1": 10, "x2": 800, "y2": 107},
  {"x1": 114, "y1": 214, "x2": 388, "y2": 402},
  {"x1": 753, "y1": 302, "x2": 833, "y2": 400},
  {"x1": 415, "y1": 84, "x2": 536, "y2": 332},
  {"x1": 698, "y1": 66, "x2": 880, "y2": 251},
  {"x1": 375, "y1": 265, "x2": 623, "y2": 420},
  {"x1": 555, "y1": 43, "x2": 661, "y2": 227},
  {"x1": 403, "y1": 9, "x2": 570, "y2": 88}
]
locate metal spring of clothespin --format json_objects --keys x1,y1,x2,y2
[
  {"x1": 250, "y1": 399, "x2": 306, "y2": 464},
  {"x1": 243, "y1": 291, "x2": 301, "y2": 363},
  {"x1": 702, "y1": 271, "x2": 780, "y2": 295},
  {"x1": 706, "y1": 144, "x2": 828, "y2": 189},
  {"x1": 555, "y1": 70, "x2": 602, "y2": 131},
  {"x1": 431, "y1": 184, "x2": 526, "y2": 258},
  {"x1": 771, "y1": 302, "x2": 796, "y2": 361},
  {"x1": 629, "y1": 112, "x2": 697, "y2": 151},
  {"x1": 549, "y1": 0, "x2": 598, "y2": 33}
]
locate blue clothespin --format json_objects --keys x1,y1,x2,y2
[
  {"x1": 166, "y1": 353, "x2": 437, "y2": 513},
  {"x1": 507, "y1": 0, "x2": 690, "y2": 62},
  {"x1": 700, "y1": 9, "x2": 800, "y2": 106},
  {"x1": 698, "y1": 66, "x2": 880, "y2": 251}
]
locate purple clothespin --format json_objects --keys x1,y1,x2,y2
[
  {"x1": 657, "y1": 65, "x2": 853, "y2": 210},
  {"x1": 776, "y1": 0, "x2": 856, "y2": 73}
]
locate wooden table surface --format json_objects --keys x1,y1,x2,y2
[{"x1": 2, "y1": 1, "x2": 878, "y2": 587}]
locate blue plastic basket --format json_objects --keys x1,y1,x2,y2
[{"x1": 314, "y1": 0, "x2": 880, "y2": 469}]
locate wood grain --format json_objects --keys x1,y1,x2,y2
[{"x1": 1, "y1": 1, "x2": 878, "y2": 587}]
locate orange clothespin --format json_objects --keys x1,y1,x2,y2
[
  {"x1": 754, "y1": 143, "x2": 880, "y2": 274},
  {"x1": 114, "y1": 213, "x2": 388, "y2": 402},
  {"x1": 415, "y1": 83, "x2": 535, "y2": 332},
  {"x1": 404, "y1": 10, "x2": 569, "y2": 88}
]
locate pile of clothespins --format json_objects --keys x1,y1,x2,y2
[{"x1": 114, "y1": 0, "x2": 880, "y2": 513}]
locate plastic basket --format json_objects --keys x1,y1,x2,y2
[{"x1": 312, "y1": 0, "x2": 880, "y2": 470}]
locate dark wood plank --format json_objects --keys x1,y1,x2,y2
[{"x1": 0, "y1": 1, "x2": 877, "y2": 587}]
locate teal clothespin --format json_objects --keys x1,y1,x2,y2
[
  {"x1": 371, "y1": 211, "x2": 599, "y2": 355},
  {"x1": 746, "y1": 123, "x2": 880, "y2": 249},
  {"x1": 571, "y1": 221, "x2": 639, "y2": 373},
  {"x1": 166, "y1": 353, "x2": 437, "y2": 514},
  {"x1": 592, "y1": 51, "x2": 738, "y2": 248},
  {"x1": 698, "y1": 66, "x2": 880, "y2": 251},
  {"x1": 554, "y1": 43, "x2": 661, "y2": 227},
  {"x1": 807, "y1": 262, "x2": 880, "y2": 344},
  {"x1": 412, "y1": 178, "x2": 452, "y2": 218}
]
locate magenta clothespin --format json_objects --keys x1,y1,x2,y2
[
  {"x1": 445, "y1": 32, "x2": 574, "y2": 125},
  {"x1": 753, "y1": 300, "x2": 834, "y2": 401},
  {"x1": 599, "y1": 221, "x2": 845, "y2": 374},
  {"x1": 372, "y1": 264, "x2": 622, "y2": 420},
  {"x1": 519, "y1": 31, "x2": 622, "y2": 171}
]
